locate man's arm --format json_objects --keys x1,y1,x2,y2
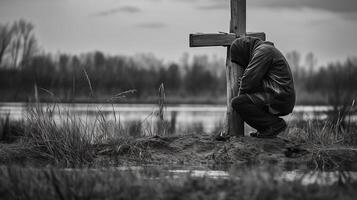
[
  {"x1": 231, "y1": 61, "x2": 244, "y2": 96},
  {"x1": 239, "y1": 47, "x2": 273, "y2": 94}
]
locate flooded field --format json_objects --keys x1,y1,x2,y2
[{"x1": 0, "y1": 102, "x2": 349, "y2": 134}]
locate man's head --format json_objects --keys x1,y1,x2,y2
[{"x1": 230, "y1": 36, "x2": 262, "y2": 68}]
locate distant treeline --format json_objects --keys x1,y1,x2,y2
[
  {"x1": 0, "y1": 51, "x2": 227, "y2": 102},
  {"x1": 0, "y1": 20, "x2": 357, "y2": 105}
]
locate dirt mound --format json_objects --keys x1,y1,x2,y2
[
  {"x1": 96, "y1": 134, "x2": 357, "y2": 170},
  {"x1": 3, "y1": 132, "x2": 356, "y2": 170}
]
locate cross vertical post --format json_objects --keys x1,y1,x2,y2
[{"x1": 225, "y1": 0, "x2": 246, "y2": 136}]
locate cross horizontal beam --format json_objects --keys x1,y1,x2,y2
[{"x1": 189, "y1": 32, "x2": 265, "y2": 47}]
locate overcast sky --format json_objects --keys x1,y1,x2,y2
[{"x1": 1, "y1": 0, "x2": 357, "y2": 66}]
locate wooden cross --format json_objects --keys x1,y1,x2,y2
[{"x1": 189, "y1": 0, "x2": 266, "y2": 136}]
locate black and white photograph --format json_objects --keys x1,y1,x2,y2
[{"x1": 1, "y1": 0, "x2": 357, "y2": 199}]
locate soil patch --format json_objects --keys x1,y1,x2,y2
[{"x1": 95, "y1": 134, "x2": 357, "y2": 170}]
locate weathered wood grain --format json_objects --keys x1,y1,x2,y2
[
  {"x1": 189, "y1": 32, "x2": 265, "y2": 47},
  {"x1": 225, "y1": 0, "x2": 246, "y2": 137}
]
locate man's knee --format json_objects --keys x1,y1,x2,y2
[{"x1": 231, "y1": 95, "x2": 251, "y2": 111}]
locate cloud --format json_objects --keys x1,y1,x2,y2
[
  {"x1": 169, "y1": 0, "x2": 357, "y2": 14},
  {"x1": 195, "y1": 0, "x2": 228, "y2": 10},
  {"x1": 250, "y1": 0, "x2": 357, "y2": 13},
  {"x1": 92, "y1": 6, "x2": 141, "y2": 17},
  {"x1": 136, "y1": 22, "x2": 167, "y2": 29},
  {"x1": 193, "y1": 0, "x2": 357, "y2": 20},
  {"x1": 196, "y1": 3, "x2": 229, "y2": 10},
  {"x1": 191, "y1": 0, "x2": 357, "y2": 13},
  {"x1": 248, "y1": 0, "x2": 357, "y2": 21},
  {"x1": 342, "y1": 12, "x2": 357, "y2": 20}
]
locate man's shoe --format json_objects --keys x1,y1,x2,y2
[
  {"x1": 251, "y1": 119, "x2": 287, "y2": 139},
  {"x1": 214, "y1": 131, "x2": 230, "y2": 141},
  {"x1": 249, "y1": 131, "x2": 260, "y2": 137}
]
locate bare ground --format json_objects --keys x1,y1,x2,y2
[{"x1": 95, "y1": 134, "x2": 357, "y2": 170}]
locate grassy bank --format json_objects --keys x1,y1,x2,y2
[
  {"x1": 0, "y1": 102, "x2": 357, "y2": 169},
  {"x1": 0, "y1": 104, "x2": 151, "y2": 167}
]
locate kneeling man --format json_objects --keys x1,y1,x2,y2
[{"x1": 229, "y1": 36, "x2": 295, "y2": 138}]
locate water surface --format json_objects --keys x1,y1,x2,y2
[{"x1": 0, "y1": 102, "x2": 352, "y2": 133}]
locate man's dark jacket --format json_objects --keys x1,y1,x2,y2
[{"x1": 230, "y1": 36, "x2": 295, "y2": 115}]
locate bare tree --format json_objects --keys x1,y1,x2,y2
[
  {"x1": 286, "y1": 51, "x2": 301, "y2": 80},
  {"x1": 21, "y1": 34, "x2": 38, "y2": 66},
  {"x1": 305, "y1": 52, "x2": 317, "y2": 75},
  {"x1": 9, "y1": 23, "x2": 21, "y2": 68},
  {"x1": 0, "y1": 23, "x2": 14, "y2": 67},
  {"x1": 19, "y1": 20, "x2": 38, "y2": 66},
  {"x1": 8, "y1": 19, "x2": 38, "y2": 68}
]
